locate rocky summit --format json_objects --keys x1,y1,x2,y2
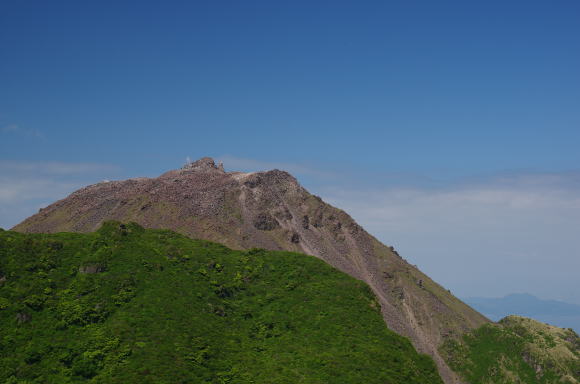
[{"x1": 14, "y1": 157, "x2": 489, "y2": 383}]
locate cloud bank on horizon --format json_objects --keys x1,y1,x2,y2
[
  {"x1": 1, "y1": 156, "x2": 579, "y2": 306},
  {"x1": 327, "y1": 176, "x2": 579, "y2": 301},
  {"x1": 0, "y1": 161, "x2": 119, "y2": 230}
]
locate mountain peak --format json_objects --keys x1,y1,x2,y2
[
  {"x1": 12, "y1": 161, "x2": 489, "y2": 384},
  {"x1": 182, "y1": 156, "x2": 224, "y2": 172}
]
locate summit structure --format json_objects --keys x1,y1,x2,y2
[{"x1": 182, "y1": 157, "x2": 224, "y2": 172}]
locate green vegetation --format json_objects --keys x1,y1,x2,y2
[
  {"x1": 0, "y1": 222, "x2": 443, "y2": 383},
  {"x1": 441, "y1": 316, "x2": 579, "y2": 384}
]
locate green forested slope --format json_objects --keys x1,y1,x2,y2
[
  {"x1": 0, "y1": 222, "x2": 442, "y2": 384},
  {"x1": 441, "y1": 316, "x2": 579, "y2": 384}
]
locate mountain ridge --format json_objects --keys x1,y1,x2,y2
[{"x1": 14, "y1": 157, "x2": 489, "y2": 383}]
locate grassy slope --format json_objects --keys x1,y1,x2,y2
[
  {"x1": 441, "y1": 316, "x2": 579, "y2": 384},
  {"x1": 0, "y1": 222, "x2": 443, "y2": 384}
]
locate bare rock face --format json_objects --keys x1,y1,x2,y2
[
  {"x1": 253, "y1": 213, "x2": 280, "y2": 231},
  {"x1": 182, "y1": 157, "x2": 224, "y2": 172},
  {"x1": 13, "y1": 157, "x2": 488, "y2": 384}
]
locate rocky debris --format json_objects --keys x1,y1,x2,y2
[
  {"x1": 312, "y1": 210, "x2": 324, "y2": 228},
  {"x1": 79, "y1": 264, "x2": 106, "y2": 274},
  {"x1": 253, "y1": 213, "x2": 280, "y2": 231},
  {"x1": 182, "y1": 157, "x2": 224, "y2": 172},
  {"x1": 383, "y1": 271, "x2": 394, "y2": 279},
  {"x1": 257, "y1": 169, "x2": 297, "y2": 187},
  {"x1": 290, "y1": 233, "x2": 300, "y2": 244},
  {"x1": 302, "y1": 215, "x2": 309, "y2": 229},
  {"x1": 16, "y1": 312, "x2": 31, "y2": 324},
  {"x1": 244, "y1": 178, "x2": 260, "y2": 189},
  {"x1": 346, "y1": 221, "x2": 361, "y2": 235},
  {"x1": 274, "y1": 207, "x2": 293, "y2": 221},
  {"x1": 392, "y1": 286, "x2": 405, "y2": 301}
]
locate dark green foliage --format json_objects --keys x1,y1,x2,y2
[{"x1": 0, "y1": 221, "x2": 443, "y2": 383}]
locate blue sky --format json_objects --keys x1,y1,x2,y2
[{"x1": 1, "y1": 1, "x2": 579, "y2": 304}]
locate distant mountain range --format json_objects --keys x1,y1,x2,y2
[{"x1": 464, "y1": 293, "x2": 580, "y2": 332}]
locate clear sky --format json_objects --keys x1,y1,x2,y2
[{"x1": 1, "y1": 1, "x2": 579, "y2": 303}]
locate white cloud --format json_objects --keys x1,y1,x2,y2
[
  {"x1": 0, "y1": 177, "x2": 78, "y2": 203},
  {"x1": 319, "y1": 172, "x2": 580, "y2": 305},
  {"x1": 0, "y1": 161, "x2": 119, "y2": 175},
  {"x1": 1, "y1": 124, "x2": 44, "y2": 139},
  {"x1": 0, "y1": 160, "x2": 120, "y2": 229}
]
